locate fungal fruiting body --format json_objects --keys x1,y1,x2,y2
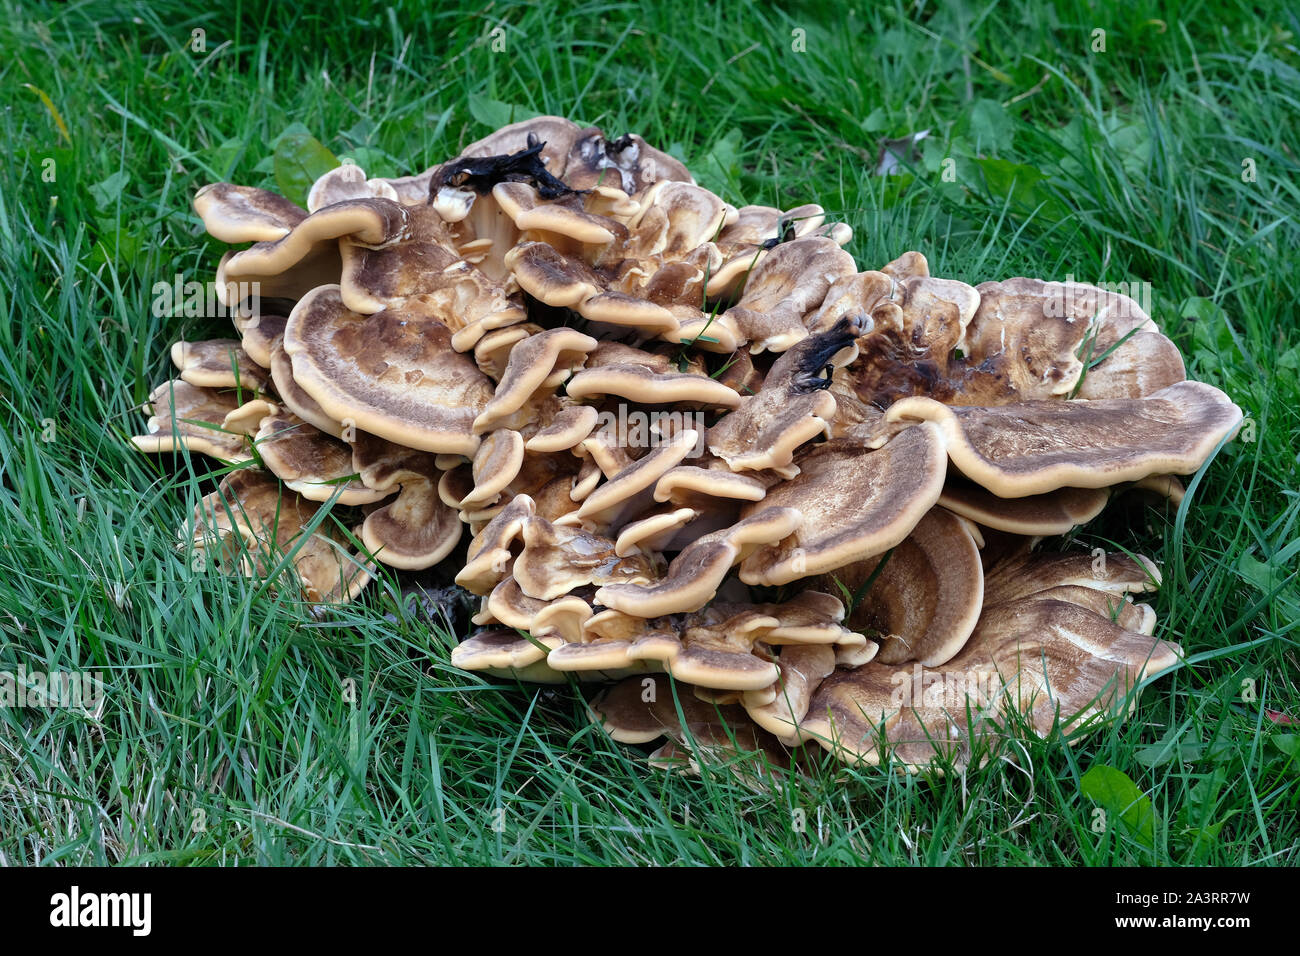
[{"x1": 132, "y1": 116, "x2": 1242, "y2": 773}]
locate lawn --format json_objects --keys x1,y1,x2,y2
[{"x1": 0, "y1": 0, "x2": 1296, "y2": 866}]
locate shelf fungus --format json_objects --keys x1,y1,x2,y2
[
  {"x1": 186, "y1": 470, "x2": 374, "y2": 608},
  {"x1": 132, "y1": 114, "x2": 1240, "y2": 771}
]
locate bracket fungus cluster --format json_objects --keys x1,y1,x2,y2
[{"x1": 132, "y1": 115, "x2": 1243, "y2": 774}]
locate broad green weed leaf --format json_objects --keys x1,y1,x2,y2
[
  {"x1": 89, "y1": 170, "x2": 130, "y2": 209},
  {"x1": 274, "y1": 127, "x2": 339, "y2": 207},
  {"x1": 468, "y1": 94, "x2": 541, "y2": 131},
  {"x1": 1081, "y1": 764, "x2": 1157, "y2": 847}
]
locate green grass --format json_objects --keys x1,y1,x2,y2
[{"x1": 1, "y1": 0, "x2": 1297, "y2": 865}]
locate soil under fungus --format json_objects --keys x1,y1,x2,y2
[{"x1": 132, "y1": 115, "x2": 1244, "y2": 775}]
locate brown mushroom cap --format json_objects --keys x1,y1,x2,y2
[
  {"x1": 566, "y1": 364, "x2": 742, "y2": 410},
  {"x1": 492, "y1": 181, "x2": 617, "y2": 244},
  {"x1": 1021, "y1": 584, "x2": 1157, "y2": 635},
  {"x1": 485, "y1": 447, "x2": 586, "y2": 522},
  {"x1": 269, "y1": 336, "x2": 345, "y2": 439},
  {"x1": 456, "y1": 494, "x2": 537, "y2": 595},
  {"x1": 879, "y1": 250, "x2": 929, "y2": 280},
  {"x1": 450, "y1": 628, "x2": 567, "y2": 682},
  {"x1": 222, "y1": 197, "x2": 403, "y2": 277},
  {"x1": 472, "y1": 324, "x2": 537, "y2": 380},
  {"x1": 216, "y1": 244, "x2": 341, "y2": 308},
  {"x1": 798, "y1": 582, "x2": 1182, "y2": 769},
  {"x1": 705, "y1": 321, "x2": 862, "y2": 476},
  {"x1": 885, "y1": 380, "x2": 1243, "y2": 497},
  {"x1": 981, "y1": 549, "x2": 1160, "y2": 607},
  {"x1": 495, "y1": 183, "x2": 738, "y2": 345},
  {"x1": 571, "y1": 456, "x2": 604, "y2": 502},
  {"x1": 755, "y1": 590, "x2": 867, "y2": 649},
  {"x1": 456, "y1": 622, "x2": 655, "y2": 683},
  {"x1": 294, "y1": 523, "x2": 378, "y2": 607},
  {"x1": 337, "y1": 203, "x2": 526, "y2": 344},
  {"x1": 714, "y1": 348, "x2": 765, "y2": 398},
  {"x1": 567, "y1": 589, "x2": 864, "y2": 690},
  {"x1": 739, "y1": 422, "x2": 948, "y2": 587},
  {"x1": 806, "y1": 270, "x2": 902, "y2": 336},
  {"x1": 712, "y1": 237, "x2": 858, "y2": 354},
  {"x1": 555, "y1": 604, "x2": 779, "y2": 689},
  {"x1": 499, "y1": 187, "x2": 733, "y2": 332},
  {"x1": 613, "y1": 506, "x2": 700, "y2": 556},
  {"x1": 130, "y1": 380, "x2": 253, "y2": 463},
  {"x1": 582, "y1": 341, "x2": 704, "y2": 379},
  {"x1": 841, "y1": 274, "x2": 981, "y2": 407},
  {"x1": 193, "y1": 183, "x2": 307, "y2": 243},
  {"x1": 215, "y1": 198, "x2": 404, "y2": 306},
  {"x1": 349, "y1": 432, "x2": 464, "y2": 569},
  {"x1": 283, "y1": 284, "x2": 496, "y2": 456},
  {"x1": 741, "y1": 644, "x2": 838, "y2": 744},
  {"x1": 254, "y1": 411, "x2": 387, "y2": 505},
  {"x1": 579, "y1": 292, "x2": 682, "y2": 333},
  {"x1": 1127, "y1": 474, "x2": 1186, "y2": 507},
  {"x1": 460, "y1": 429, "x2": 526, "y2": 509},
  {"x1": 306, "y1": 162, "x2": 398, "y2": 213},
  {"x1": 653, "y1": 465, "x2": 769, "y2": 506},
  {"x1": 233, "y1": 312, "x2": 289, "y2": 370},
  {"x1": 707, "y1": 388, "x2": 835, "y2": 477},
  {"x1": 623, "y1": 181, "x2": 733, "y2": 258},
  {"x1": 578, "y1": 427, "x2": 638, "y2": 479},
  {"x1": 595, "y1": 506, "x2": 803, "y2": 617},
  {"x1": 589, "y1": 674, "x2": 768, "y2": 752},
  {"x1": 171, "y1": 339, "x2": 270, "y2": 391},
  {"x1": 607, "y1": 244, "x2": 719, "y2": 318},
  {"x1": 619, "y1": 616, "x2": 781, "y2": 691},
  {"x1": 959, "y1": 279, "x2": 1091, "y2": 401},
  {"x1": 513, "y1": 515, "x2": 656, "y2": 601},
  {"x1": 570, "y1": 428, "x2": 700, "y2": 531},
  {"x1": 501, "y1": 239, "x2": 685, "y2": 336},
  {"x1": 525, "y1": 404, "x2": 600, "y2": 453},
  {"x1": 189, "y1": 469, "x2": 373, "y2": 606},
  {"x1": 584, "y1": 184, "x2": 642, "y2": 220},
  {"x1": 187, "y1": 468, "x2": 287, "y2": 551},
  {"x1": 531, "y1": 595, "x2": 595, "y2": 644},
  {"x1": 818, "y1": 506, "x2": 984, "y2": 668},
  {"x1": 476, "y1": 575, "x2": 545, "y2": 629},
  {"x1": 350, "y1": 430, "x2": 439, "y2": 492},
  {"x1": 706, "y1": 203, "x2": 847, "y2": 299},
  {"x1": 473, "y1": 327, "x2": 598, "y2": 434},
  {"x1": 362, "y1": 473, "x2": 463, "y2": 569},
  {"x1": 1074, "y1": 331, "x2": 1187, "y2": 400},
  {"x1": 220, "y1": 398, "x2": 278, "y2": 436},
  {"x1": 963, "y1": 278, "x2": 1184, "y2": 402},
  {"x1": 504, "y1": 239, "x2": 618, "y2": 313},
  {"x1": 545, "y1": 626, "x2": 668, "y2": 674},
  {"x1": 938, "y1": 482, "x2": 1109, "y2": 535}
]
